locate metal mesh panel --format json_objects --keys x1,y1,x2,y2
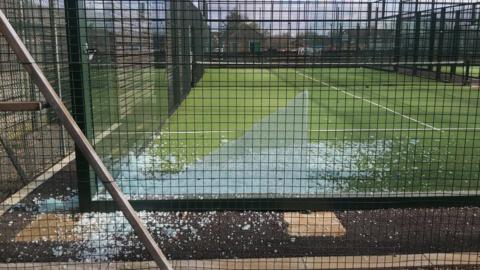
[
  {"x1": 1, "y1": 0, "x2": 480, "y2": 269},
  {"x1": 79, "y1": 0, "x2": 480, "y2": 205},
  {"x1": 0, "y1": 0, "x2": 72, "y2": 203}
]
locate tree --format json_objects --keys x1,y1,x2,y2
[
  {"x1": 295, "y1": 31, "x2": 329, "y2": 48},
  {"x1": 219, "y1": 10, "x2": 264, "y2": 42}
]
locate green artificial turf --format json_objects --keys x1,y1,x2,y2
[
  {"x1": 89, "y1": 66, "x2": 479, "y2": 193},
  {"x1": 296, "y1": 67, "x2": 480, "y2": 192},
  {"x1": 90, "y1": 66, "x2": 169, "y2": 159},
  {"x1": 439, "y1": 65, "x2": 480, "y2": 78},
  {"x1": 146, "y1": 67, "x2": 480, "y2": 192},
  {"x1": 416, "y1": 65, "x2": 480, "y2": 78},
  {"x1": 149, "y1": 68, "x2": 299, "y2": 172}
]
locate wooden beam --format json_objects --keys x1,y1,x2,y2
[
  {"x1": 0, "y1": 101, "x2": 44, "y2": 111},
  {"x1": 0, "y1": 10, "x2": 173, "y2": 270},
  {"x1": 0, "y1": 152, "x2": 76, "y2": 216},
  {"x1": 0, "y1": 252, "x2": 479, "y2": 269},
  {"x1": 0, "y1": 119, "x2": 122, "y2": 217}
]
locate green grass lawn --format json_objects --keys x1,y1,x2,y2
[{"x1": 145, "y1": 67, "x2": 480, "y2": 193}]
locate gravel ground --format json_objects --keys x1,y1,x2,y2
[{"x1": 0, "y1": 164, "x2": 479, "y2": 264}]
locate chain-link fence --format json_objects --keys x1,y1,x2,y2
[{"x1": 1, "y1": 0, "x2": 480, "y2": 269}]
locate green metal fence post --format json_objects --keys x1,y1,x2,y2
[
  {"x1": 394, "y1": 0, "x2": 403, "y2": 71},
  {"x1": 356, "y1": 23, "x2": 360, "y2": 53},
  {"x1": 472, "y1": 3, "x2": 477, "y2": 25},
  {"x1": 330, "y1": 23, "x2": 335, "y2": 49},
  {"x1": 64, "y1": 0, "x2": 93, "y2": 211},
  {"x1": 413, "y1": 11, "x2": 421, "y2": 75},
  {"x1": 436, "y1": 8, "x2": 446, "y2": 80},
  {"x1": 428, "y1": 8, "x2": 437, "y2": 71},
  {"x1": 465, "y1": 60, "x2": 471, "y2": 84},
  {"x1": 450, "y1": 10, "x2": 461, "y2": 80},
  {"x1": 366, "y1": 3, "x2": 372, "y2": 52},
  {"x1": 373, "y1": 7, "x2": 378, "y2": 61},
  {"x1": 339, "y1": 24, "x2": 343, "y2": 51},
  {"x1": 382, "y1": 0, "x2": 386, "y2": 18}
]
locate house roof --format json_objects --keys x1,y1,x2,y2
[
  {"x1": 227, "y1": 23, "x2": 264, "y2": 40},
  {"x1": 344, "y1": 28, "x2": 395, "y2": 38}
]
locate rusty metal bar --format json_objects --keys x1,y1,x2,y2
[
  {"x1": 0, "y1": 101, "x2": 45, "y2": 111},
  {"x1": 0, "y1": 132, "x2": 29, "y2": 184},
  {"x1": 0, "y1": 9, "x2": 173, "y2": 270}
]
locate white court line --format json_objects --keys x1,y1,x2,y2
[
  {"x1": 310, "y1": 127, "x2": 480, "y2": 132},
  {"x1": 296, "y1": 72, "x2": 442, "y2": 131},
  {"x1": 108, "y1": 130, "x2": 236, "y2": 135},
  {"x1": 440, "y1": 127, "x2": 480, "y2": 131},
  {"x1": 93, "y1": 123, "x2": 121, "y2": 144},
  {"x1": 102, "y1": 127, "x2": 480, "y2": 135},
  {"x1": 159, "y1": 130, "x2": 235, "y2": 134}
]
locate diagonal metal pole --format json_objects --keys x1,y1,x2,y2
[
  {"x1": 0, "y1": 9, "x2": 173, "y2": 270},
  {"x1": 0, "y1": 131, "x2": 29, "y2": 184}
]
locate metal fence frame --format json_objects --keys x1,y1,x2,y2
[
  {"x1": 3, "y1": 0, "x2": 479, "y2": 212},
  {"x1": 65, "y1": 0, "x2": 480, "y2": 212}
]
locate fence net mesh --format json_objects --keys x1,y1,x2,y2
[{"x1": 1, "y1": 0, "x2": 480, "y2": 269}]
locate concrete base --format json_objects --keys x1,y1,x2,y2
[
  {"x1": 283, "y1": 212, "x2": 346, "y2": 237},
  {"x1": 15, "y1": 213, "x2": 79, "y2": 242}
]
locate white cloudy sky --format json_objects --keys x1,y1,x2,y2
[
  {"x1": 203, "y1": 0, "x2": 475, "y2": 33},
  {"x1": 30, "y1": 0, "x2": 476, "y2": 35}
]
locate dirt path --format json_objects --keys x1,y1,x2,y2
[{"x1": 0, "y1": 164, "x2": 479, "y2": 263}]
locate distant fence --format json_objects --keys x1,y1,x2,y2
[{"x1": 166, "y1": 0, "x2": 209, "y2": 112}]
